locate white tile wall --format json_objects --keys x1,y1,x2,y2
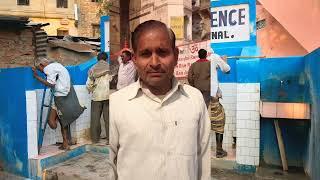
[
  {"x1": 26, "y1": 91, "x2": 38, "y2": 159},
  {"x1": 219, "y1": 83, "x2": 237, "y2": 150},
  {"x1": 26, "y1": 85, "x2": 93, "y2": 153},
  {"x1": 236, "y1": 83, "x2": 260, "y2": 166}
]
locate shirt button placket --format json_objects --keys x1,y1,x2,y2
[{"x1": 159, "y1": 103, "x2": 167, "y2": 178}]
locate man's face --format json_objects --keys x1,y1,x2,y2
[
  {"x1": 37, "y1": 64, "x2": 45, "y2": 72},
  {"x1": 121, "y1": 53, "x2": 131, "y2": 63},
  {"x1": 133, "y1": 28, "x2": 178, "y2": 88}
]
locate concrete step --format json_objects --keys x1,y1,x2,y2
[
  {"x1": 29, "y1": 143, "x2": 110, "y2": 179},
  {"x1": 44, "y1": 152, "x2": 115, "y2": 180}
]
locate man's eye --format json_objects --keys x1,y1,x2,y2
[
  {"x1": 140, "y1": 51, "x2": 151, "y2": 57},
  {"x1": 157, "y1": 49, "x2": 169, "y2": 57}
]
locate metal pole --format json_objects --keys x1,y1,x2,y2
[{"x1": 227, "y1": 56, "x2": 266, "y2": 59}]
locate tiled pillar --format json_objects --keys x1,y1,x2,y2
[
  {"x1": 26, "y1": 91, "x2": 38, "y2": 158},
  {"x1": 236, "y1": 83, "x2": 260, "y2": 166},
  {"x1": 219, "y1": 83, "x2": 237, "y2": 150}
]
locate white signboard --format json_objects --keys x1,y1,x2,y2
[
  {"x1": 211, "y1": 4, "x2": 250, "y2": 43},
  {"x1": 174, "y1": 40, "x2": 211, "y2": 78}
]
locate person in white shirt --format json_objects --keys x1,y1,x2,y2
[
  {"x1": 32, "y1": 57, "x2": 85, "y2": 150},
  {"x1": 208, "y1": 52, "x2": 230, "y2": 158},
  {"x1": 116, "y1": 50, "x2": 137, "y2": 90},
  {"x1": 208, "y1": 53, "x2": 230, "y2": 99},
  {"x1": 110, "y1": 20, "x2": 211, "y2": 180},
  {"x1": 86, "y1": 52, "x2": 111, "y2": 144}
]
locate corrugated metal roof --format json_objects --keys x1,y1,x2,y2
[
  {"x1": 0, "y1": 15, "x2": 29, "y2": 29},
  {"x1": 0, "y1": 15, "x2": 49, "y2": 29}
]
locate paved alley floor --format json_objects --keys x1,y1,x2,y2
[
  {"x1": 0, "y1": 171, "x2": 30, "y2": 180},
  {"x1": 45, "y1": 151, "x2": 115, "y2": 180},
  {"x1": 211, "y1": 167, "x2": 309, "y2": 180}
]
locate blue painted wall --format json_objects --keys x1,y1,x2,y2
[
  {"x1": 304, "y1": 48, "x2": 320, "y2": 179},
  {"x1": 260, "y1": 118, "x2": 310, "y2": 167},
  {"x1": 260, "y1": 56, "x2": 309, "y2": 103},
  {"x1": 0, "y1": 57, "x2": 96, "y2": 177},
  {"x1": 0, "y1": 67, "x2": 29, "y2": 177},
  {"x1": 213, "y1": 46, "x2": 261, "y2": 84},
  {"x1": 259, "y1": 48, "x2": 319, "y2": 176}
]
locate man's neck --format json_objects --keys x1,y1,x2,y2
[
  {"x1": 140, "y1": 79, "x2": 173, "y2": 95},
  {"x1": 122, "y1": 59, "x2": 130, "y2": 64}
]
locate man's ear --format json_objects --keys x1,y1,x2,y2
[
  {"x1": 174, "y1": 47, "x2": 179, "y2": 66},
  {"x1": 132, "y1": 54, "x2": 137, "y2": 65}
]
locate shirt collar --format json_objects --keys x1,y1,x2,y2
[{"x1": 127, "y1": 77, "x2": 189, "y2": 100}]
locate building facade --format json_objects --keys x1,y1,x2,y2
[
  {"x1": 0, "y1": 0, "x2": 78, "y2": 36},
  {"x1": 0, "y1": 0, "x2": 115, "y2": 38}
]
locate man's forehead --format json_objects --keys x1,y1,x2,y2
[{"x1": 136, "y1": 30, "x2": 173, "y2": 49}]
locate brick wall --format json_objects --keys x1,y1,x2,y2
[
  {"x1": 48, "y1": 48, "x2": 96, "y2": 65},
  {"x1": 0, "y1": 29, "x2": 35, "y2": 68},
  {"x1": 78, "y1": 0, "x2": 100, "y2": 38}
]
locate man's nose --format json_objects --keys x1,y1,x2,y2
[{"x1": 149, "y1": 54, "x2": 160, "y2": 68}]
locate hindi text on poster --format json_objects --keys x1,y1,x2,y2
[{"x1": 174, "y1": 40, "x2": 211, "y2": 78}]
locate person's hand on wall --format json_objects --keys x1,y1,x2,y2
[
  {"x1": 221, "y1": 55, "x2": 227, "y2": 62},
  {"x1": 32, "y1": 66, "x2": 39, "y2": 78}
]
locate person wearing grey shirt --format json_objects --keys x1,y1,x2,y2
[{"x1": 110, "y1": 20, "x2": 211, "y2": 180}]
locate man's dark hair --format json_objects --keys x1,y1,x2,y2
[
  {"x1": 198, "y1": 49, "x2": 207, "y2": 59},
  {"x1": 122, "y1": 50, "x2": 132, "y2": 57},
  {"x1": 97, "y1": 52, "x2": 108, "y2": 61},
  {"x1": 131, "y1": 20, "x2": 176, "y2": 52}
]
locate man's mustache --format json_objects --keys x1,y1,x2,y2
[{"x1": 147, "y1": 69, "x2": 166, "y2": 73}]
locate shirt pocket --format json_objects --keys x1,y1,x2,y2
[{"x1": 167, "y1": 119, "x2": 198, "y2": 156}]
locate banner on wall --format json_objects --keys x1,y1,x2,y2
[
  {"x1": 170, "y1": 16, "x2": 184, "y2": 39},
  {"x1": 211, "y1": 4, "x2": 250, "y2": 43},
  {"x1": 174, "y1": 40, "x2": 211, "y2": 78}
]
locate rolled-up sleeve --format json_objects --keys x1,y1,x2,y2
[
  {"x1": 85, "y1": 76, "x2": 95, "y2": 93},
  {"x1": 44, "y1": 68, "x2": 57, "y2": 85},
  {"x1": 209, "y1": 54, "x2": 230, "y2": 73},
  {"x1": 197, "y1": 96, "x2": 211, "y2": 180}
]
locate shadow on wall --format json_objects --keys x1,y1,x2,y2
[{"x1": 0, "y1": 57, "x2": 97, "y2": 177}]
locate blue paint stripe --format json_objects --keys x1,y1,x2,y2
[{"x1": 40, "y1": 145, "x2": 86, "y2": 169}]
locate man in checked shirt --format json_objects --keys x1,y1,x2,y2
[{"x1": 110, "y1": 20, "x2": 211, "y2": 180}]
